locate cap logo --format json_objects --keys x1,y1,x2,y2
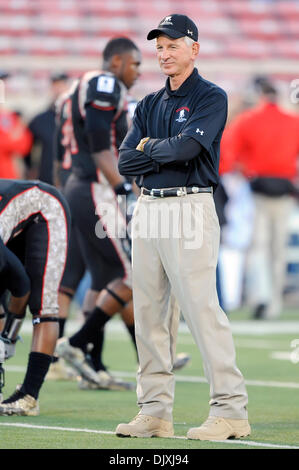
[
  {"x1": 187, "y1": 29, "x2": 193, "y2": 36},
  {"x1": 160, "y1": 16, "x2": 173, "y2": 26}
]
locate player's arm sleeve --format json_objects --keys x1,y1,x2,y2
[
  {"x1": 84, "y1": 75, "x2": 123, "y2": 153},
  {"x1": 118, "y1": 101, "x2": 160, "y2": 177},
  {"x1": 84, "y1": 105, "x2": 115, "y2": 153},
  {"x1": 143, "y1": 91, "x2": 227, "y2": 164},
  {"x1": 115, "y1": 110, "x2": 129, "y2": 149}
]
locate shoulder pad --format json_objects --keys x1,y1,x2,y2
[
  {"x1": 79, "y1": 71, "x2": 127, "y2": 118},
  {"x1": 86, "y1": 73, "x2": 121, "y2": 109}
]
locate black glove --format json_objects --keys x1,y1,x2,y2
[
  {"x1": 114, "y1": 182, "x2": 137, "y2": 224},
  {"x1": 114, "y1": 181, "x2": 133, "y2": 196}
]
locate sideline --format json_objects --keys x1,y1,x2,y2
[{"x1": 0, "y1": 422, "x2": 298, "y2": 449}]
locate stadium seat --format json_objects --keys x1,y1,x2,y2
[
  {"x1": 273, "y1": 40, "x2": 299, "y2": 59},
  {"x1": 225, "y1": 39, "x2": 272, "y2": 59},
  {"x1": 0, "y1": 36, "x2": 15, "y2": 55},
  {"x1": 238, "y1": 18, "x2": 282, "y2": 41},
  {"x1": 1, "y1": 0, "x2": 298, "y2": 111},
  {"x1": 276, "y1": 1, "x2": 299, "y2": 19}
]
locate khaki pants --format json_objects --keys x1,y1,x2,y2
[
  {"x1": 246, "y1": 194, "x2": 294, "y2": 317},
  {"x1": 131, "y1": 192, "x2": 248, "y2": 422}
]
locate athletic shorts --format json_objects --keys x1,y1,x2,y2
[
  {"x1": 59, "y1": 218, "x2": 86, "y2": 293},
  {"x1": 63, "y1": 174, "x2": 132, "y2": 291},
  {"x1": 2, "y1": 182, "x2": 71, "y2": 316}
]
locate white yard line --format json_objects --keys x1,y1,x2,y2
[
  {"x1": 111, "y1": 370, "x2": 299, "y2": 390},
  {"x1": 0, "y1": 422, "x2": 298, "y2": 449},
  {"x1": 20, "y1": 319, "x2": 299, "y2": 336},
  {"x1": 234, "y1": 339, "x2": 292, "y2": 350},
  {"x1": 5, "y1": 365, "x2": 299, "y2": 389}
]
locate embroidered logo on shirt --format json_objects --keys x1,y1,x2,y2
[{"x1": 175, "y1": 107, "x2": 190, "y2": 123}]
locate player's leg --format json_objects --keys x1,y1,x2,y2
[
  {"x1": 57, "y1": 210, "x2": 88, "y2": 332},
  {"x1": 0, "y1": 188, "x2": 70, "y2": 416},
  {"x1": 0, "y1": 240, "x2": 31, "y2": 349},
  {"x1": 46, "y1": 225, "x2": 88, "y2": 380},
  {"x1": 80, "y1": 277, "x2": 133, "y2": 368},
  {"x1": 266, "y1": 195, "x2": 294, "y2": 318},
  {"x1": 56, "y1": 179, "x2": 134, "y2": 388},
  {"x1": 246, "y1": 194, "x2": 272, "y2": 318},
  {"x1": 57, "y1": 271, "x2": 135, "y2": 389}
]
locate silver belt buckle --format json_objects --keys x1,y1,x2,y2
[
  {"x1": 177, "y1": 187, "x2": 186, "y2": 197},
  {"x1": 150, "y1": 189, "x2": 159, "y2": 198}
]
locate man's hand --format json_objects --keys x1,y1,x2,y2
[{"x1": 136, "y1": 137, "x2": 150, "y2": 152}]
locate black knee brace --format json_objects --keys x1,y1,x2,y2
[{"x1": 105, "y1": 288, "x2": 127, "y2": 308}]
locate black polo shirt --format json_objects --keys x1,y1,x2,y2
[
  {"x1": 27, "y1": 106, "x2": 56, "y2": 185},
  {"x1": 118, "y1": 68, "x2": 228, "y2": 190}
]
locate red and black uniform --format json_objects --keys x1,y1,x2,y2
[
  {"x1": 54, "y1": 82, "x2": 78, "y2": 188},
  {"x1": 54, "y1": 85, "x2": 87, "y2": 294},
  {"x1": 58, "y1": 71, "x2": 132, "y2": 293},
  {"x1": 0, "y1": 179, "x2": 70, "y2": 317}
]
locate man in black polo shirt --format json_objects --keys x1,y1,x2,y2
[{"x1": 116, "y1": 14, "x2": 250, "y2": 441}]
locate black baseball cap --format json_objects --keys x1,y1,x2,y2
[{"x1": 147, "y1": 14, "x2": 198, "y2": 42}]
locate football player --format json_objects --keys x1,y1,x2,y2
[{"x1": 0, "y1": 179, "x2": 70, "y2": 415}]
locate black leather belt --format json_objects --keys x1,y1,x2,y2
[{"x1": 141, "y1": 186, "x2": 213, "y2": 198}]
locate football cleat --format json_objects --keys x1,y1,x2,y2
[
  {"x1": 78, "y1": 369, "x2": 135, "y2": 391},
  {"x1": 0, "y1": 387, "x2": 39, "y2": 416},
  {"x1": 46, "y1": 358, "x2": 77, "y2": 381},
  {"x1": 55, "y1": 337, "x2": 100, "y2": 385},
  {"x1": 173, "y1": 352, "x2": 191, "y2": 371}
]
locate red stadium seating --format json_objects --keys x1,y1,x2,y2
[{"x1": 0, "y1": 0, "x2": 298, "y2": 102}]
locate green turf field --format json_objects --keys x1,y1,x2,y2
[{"x1": 1, "y1": 308, "x2": 299, "y2": 450}]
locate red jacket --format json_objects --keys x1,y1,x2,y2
[
  {"x1": 220, "y1": 101, "x2": 299, "y2": 179},
  {"x1": 0, "y1": 109, "x2": 32, "y2": 179}
]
